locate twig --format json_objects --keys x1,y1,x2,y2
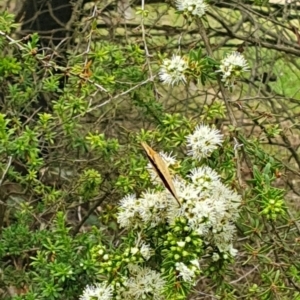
[
  {"x1": 196, "y1": 18, "x2": 237, "y2": 127},
  {"x1": 86, "y1": 76, "x2": 156, "y2": 112},
  {"x1": 140, "y1": 0, "x2": 160, "y2": 100},
  {"x1": 196, "y1": 18, "x2": 243, "y2": 191},
  {"x1": 230, "y1": 264, "x2": 259, "y2": 284},
  {"x1": 0, "y1": 156, "x2": 12, "y2": 186},
  {"x1": 71, "y1": 189, "x2": 114, "y2": 236}
]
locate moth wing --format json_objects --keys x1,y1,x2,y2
[
  {"x1": 141, "y1": 142, "x2": 181, "y2": 206},
  {"x1": 152, "y1": 152, "x2": 180, "y2": 204}
]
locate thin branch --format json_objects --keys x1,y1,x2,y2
[
  {"x1": 0, "y1": 156, "x2": 12, "y2": 186},
  {"x1": 71, "y1": 189, "x2": 115, "y2": 236}
]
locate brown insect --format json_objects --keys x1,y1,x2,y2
[{"x1": 141, "y1": 142, "x2": 181, "y2": 207}]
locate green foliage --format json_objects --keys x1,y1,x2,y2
[
  {"x1": 0, "y1": 4, "x2": 299, "y2": 300},
  {"x1": 77, "y1": 169, "x2": 102, "y2": 200},
  {"x1": 0, "y1": 11, "x2": 18, "y2": 33},
  {"x1": 188, "y1": 48, "x2": 218, "y2": 85},
  {"x1": 0, "y1": 11, "x2": 130, "y2": 299},
  {"x1": 2, "y1": 213, "x2": 101, "y2": 300}
]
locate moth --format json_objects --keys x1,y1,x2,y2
[{"x1": 141, "y1": 142, "x2": 181, "y2": 206}]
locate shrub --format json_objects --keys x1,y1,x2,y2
[{"x1": 0, "y1": 2, "x2": 299, "y2": 300}]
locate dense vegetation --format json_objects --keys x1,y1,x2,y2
[{"x1": 1, "y1": 0, "x2": 300, "y2": 299}]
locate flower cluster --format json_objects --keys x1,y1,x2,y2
[
  {"x1": 186, "y1": 124, "x2": 223, "y2": 159},
  {"x1": 175, "y1": 0, "x2": 208, "y2": 17},
  {"x1": 167, "y1": 168, "x2": 241, "y2": 256},
  {"x1": 118, "y1": 124, "x2": 241, "y2": 259},
  {"x1": 118, "y1": 162, "x2": 240, "y2": 253},
  {"x1": 121, "y1": 264, "x2": 166, "y2": 300},
  {"x1": 217, "y1": 51, "x2": 249, "y2": 87},
  {"x1": 80, "y1": 266, "x2": 165, "y2": 300},
  {"x1": 81, "y1": 125, "x2": 242, "y2": 299},
  {"x1": 159, "y1": 54, "x2": 188, "y2": 86},
  {"x1": 80, "y1": 282, "x2": 113, "y2": 300},
  {"x1": 117, "y1": 191, "x2": 171, "y2": 229},
  {"x1": 129, "y1": 243, "x2": 153, "y2": 261},
  {"x1": 175, "y1": 259, "x2": 200, "y2": 284}
]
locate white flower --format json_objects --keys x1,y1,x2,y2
[
  {"x1": 212, "y1": 252, "x2": 220, "y2": 261},
  {"x1": 159, "y1": 151, "x2": 177, "y2": 166},
  {"x1": 166, "y1": 176, "x2": 200, "y2": 224},
  {"x1": 80, "y1": 282, "x2": 113, "y2": 300},
  {"x1": 213, "y1": 222, "x2": 237, "y2": 245},
  {"x1": 146, "y1": 161, "x2": 161, "y2": 184},
  {"x1": 117, "y1": 124, "x2": 242, "y2": 259},
  {"x1": 222, "y1": 51, "x2": 249, "y2": 69},
  {"x1": 159, "y1": 55, "x2": 188, "y2": 85},
  {"x1": 229, "y1": 244, "x2": 238, "y2": 257},
  {"x1": 174, "y1": 177, "x2": 200, "y2": 202},
  {"x1": 140, "y1": 243, "x2": 152, "y2": 260},
  {"x1": 217, "y1": 51, "x2": 249, "y2": 87},
  {"x1": 122, "y1": 265, "x2": 166, "y2": 300},
  {"x1": 186, "y1": 124, "x2": 223, "y2": 159},
  {"x1": 188, "y1": 165, "x2": 220, "y2": 189},
  {"x1": 126, "y1": 242, "x2": 152, "y2": 261},
  {"x1": 190, "y1": 259, "x2": 200, "y2": 270},
  {"x1": 139, "y1": 191, "x2": 169, "y2": 227},
  {"x1": 175, "y1": 0, "x2": 207, "y2": 17},
  {"x1": 189, "y1": 198, "x2": 216, "y2": 233},
  {"x1": 117, "y1": 191, "x2": 173, "y2": 229},
  {"x1": 131, "y1": 247, "x2": 139, "y2": 255},
  {"x1": 117, "y1": 194, "x2": 144, "y2": 229},
  {"x1": 175, "y1": 262, "x2": 198, "y2": 284},
  {"x1": 211, "y1": 180, "x2": 241, "y2": 220},
  {"x1": 177, "y1": 241, "x2": 186, "y2": 248}
]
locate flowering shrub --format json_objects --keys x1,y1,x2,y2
[
  {"x1": 0, "y1": 1, "x2": 299, "y2": 300},
  {"x1": 80, "y1": 125, "x2": 241, "y2": 299},
  {"x1": 159, "y1": 51, "x2": 249, "y2": 88}
]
